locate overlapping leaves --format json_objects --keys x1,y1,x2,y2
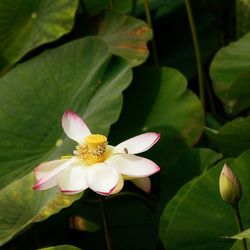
[
  {"x1": 0, "y1": 37, "x2": 132, "y2": 246},
  {"x1": 210, "y1": 32, "x2": 250, "y2": 115},
  {"x1": 160, "y1": 150, "x2": 250, "y2": 250},
  {"x1": 0, "y1": 0, "x2": 78, "y2": 70}
]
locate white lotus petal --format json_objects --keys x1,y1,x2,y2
[
  {"x1": 62, "y1": 110, "x2": 91, "y2": 143},
  {"x1": 106, "y1": 154, "x2": 160, "y2": 177},
  {"x1": 114, "y1": 132, "x2": 160, "y2": 154},
  {"x1": 110, "y1": 174, "x2": 124, "y2": 194},
  {"x1": 58, "y1": 165, "x2": 88, "y2": 193},
  {"x1": 34, "y1": 159, "x2": 68, "y2": 180},
  {"x1": 85, "y1": 163, "x2": 119, "y2": 195},
  {"x1": 33, "y1": 176, "x2": 57, "y2": 190},
  {"x1": 33, "y1": 157, "x2": 77, "y2": 190},
  {"x1": 132, "y1": 177, "x2": 151, "y2": 193}
]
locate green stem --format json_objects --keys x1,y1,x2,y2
[
  {"x1": 106, "y1": 191, "x2": 156, "y2": 211},
  {"x1": 132, "y1": 0, "x2": 138, "y2": 16},
  {"x1": 205, "y1": 77, "x2": 217, "y2": 115},
  {"x1": 100, "y1": 196, "x2": 113, "y2": 250},
  {"x1": 108, "y1": 0, "x2": 113, "y2": 9},
  {"x1": 184, "y1": 0, "x2": 205, "y2": 107},
  {"x1": 83, "y1": 191, "x2": 156, "y2": 211},
  {"x1": 143, "y1": 0, "x2": 159, "y2": 67},
  {"x1": 231, "y1": 204, "x2": 248, "y2": 250}
]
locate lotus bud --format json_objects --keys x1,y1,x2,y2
[{"x1": 219, "y1": 164, "x2": 242, "y2": 205}]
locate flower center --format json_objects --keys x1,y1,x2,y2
[{"x1": 74, "y1": 134, "x2": 108, "y2": 165}]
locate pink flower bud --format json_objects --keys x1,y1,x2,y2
[{"x1": 219, "y1": 164, "x2": 242, "y2": 205}]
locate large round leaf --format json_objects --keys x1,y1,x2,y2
[
  {"x1": 205, "y1": 116, "x2": 250, "y2": 157},
  {"x1": 0, "y1": 36, "x2": 132, "y2": 246},
  {"x1": 97, "y1": 10, "x2": 152, "y2": 66},
  {"x1": 142, "y1": 67, "x2": 204, "y2": 145},
  {"x1": 210, "y1": 32, "x2": 250, "y2": 115},
  {"x1": 0, "y1": 0, "x2": 78, "y2": 69},
  {"x1": 0, "y1": 172, "x2": 82, "y2": 246},
  {"x1": 160, "y1": 149, "x2": 250, "y2": 250},
  {"x1": 110, "y1": 66, "x2": 204, "y2": 165}
]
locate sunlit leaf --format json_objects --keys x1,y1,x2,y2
[
  {"x1": 0, "y1": 173, "x2": 81, "y2": 246},
  {"x1": 226, "y1": 229, "x2": 250, "y2": 240},
  {"x1": 210, "y1": 32, "x2": 250, "y2": 115},
  {"x1": 97, "y1": 10, "x2": 152, "y2": 66},
  {"x1": 231, "y1": 240, "x2": 250, "y2": 250},
  {"x1": 0, "y1": 36, "x2": 132, "y2": 246},
  {"x1": 0, "y1": 0, "x2": 78, "y2": 70},
  {"x1": 69, "y1": 216, "x2": 100, "y2": 232}
]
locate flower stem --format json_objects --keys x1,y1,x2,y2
[
  {"x1": 231, "y1": 204, "x2": 248, "y2": 250},
  {"x1": 184, "y1": 0, "x2": 205, "y2": 107},
  {"x1": 100, "y1": 195, "x2": 113, "y2": 250},
  {"x1": 106, "y1": 191, "x2": 156, "y2": 211},
  {"x1": 143, "y1": 0, "x2": 159, "y2": 67},
  {"x1": 108, "y1": 0, "x2": 113, "y2": 9},
  {"x1": 132, "y1": 0, "x2": 138, "y2": 16}
]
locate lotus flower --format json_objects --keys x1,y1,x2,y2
[
  {"x1": 219, "y1": 163, "x2": 242, "y2": 205},
  {"x1": 33, "y1": 110, "x2": 160, "y2": 195}
]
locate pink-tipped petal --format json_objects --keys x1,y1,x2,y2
[
  {"x1": 33, "y1": 176, "x2": 57, "y2": 190},
  {"x1": 106, "y1": 154, "x2": 160, "y2": 177},
  {"x1": 132, "y1": 177, "x2": 151, "y2": 193},
  {"x1": 114, "y1": 132, "x2": 160, "y2": 155},
  {"x1": 85, "y1": 164, "x2": 119, "y2": 195},
  {"x1": 62, "y1": 110, "x2": 91, "y2": 144},
  {"x1": 33, "y1": 157, "x2": 76, "y2": 190},
  {"x1": 58, "y1": 165, "x2": 88, "y2": 193},
  {"x1": 34, "y1": 159, "x2": 68, "y2": 180},
  {"x1": 221, "y1": 163, "x2": 235, "y2": 183},
  {"x1": 62, "y1": 190, "x2": 83, "y2": 195},
  {"x1": 110, "y1": 174, "x2": 124, "y2": 195}
]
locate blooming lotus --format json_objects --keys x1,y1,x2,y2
[{"x1": 33, "y1": 110, "x2": 160, "y2": 195}]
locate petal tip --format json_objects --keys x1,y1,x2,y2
[
  {"x1": 62, "y1": 109, "x2": 76, "y2": 120},
  {"x1": 32, "y1": 182, "x2": 41, "y2": 190},
  {"x1": 94, "y1": 183, "x2": 118, "y2": 196},
  {"x1": 153, "y1": 164, "x2": 160, "y2": 174},
  {"x1": 144, "y1": 186, "x2": 151, "y2": 193},
  {"x1": 150, "y1": 132, "x2": 160, "y2": 143},
  {"x1": 60, "y1": 188, "x2": 83, "y2": 195}
]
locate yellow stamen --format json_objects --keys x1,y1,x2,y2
[
  {"x1": 85, "y1": 134, "x2": 107, "y2": 150},
  {"x1": 74, "y1": 134, "x2": 108, "y2": 165}
]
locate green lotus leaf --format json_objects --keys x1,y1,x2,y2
[
  {"x1": 0, "y1": 0, "x2": 78, "y2": 70},
  {"x1": 110, "y1": 66, "x2": 204, "y2": 165},
  {"x1": 160, "y1": 149, "x2": 250, "y2": 250},
  {"x1": 205, "y1": 116, "x2": 250, "y2": 157},
  {"x1": 97, "y1": 10, "x2": 152, "y2": 66},
  {"x1": 210, "y1": 32, "x2": 250, "y2": 115},
  {"x1": 0, "y1": 36, "x2": 132, "y2": 246}
]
